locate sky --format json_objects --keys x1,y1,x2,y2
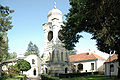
[{"x1": 0, "y1": 0, "x2": 109, "y2": 58}]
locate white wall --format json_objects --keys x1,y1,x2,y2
[
  {"x1": 73, "y1": 61, "x2": 97, "y2": 73},
  {"x1": 97, "y1": 59, "x2": 105, "y2": 73},
  {"x1": 105, "y1": 62, "x2": 118, "y2": 75},
  {"x1": 82, "y1": 61, "x2": 96, "y2": 72},
  {"x1": 23, "y1": 55, "x2": 41, "y2": 78},
  {"x1": 72, "y1": 59, "x2": 105, "y2": 73}
]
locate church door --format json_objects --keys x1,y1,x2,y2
[
  {"x1": 33, "y1": 68, "x2": 36, "y2": 76},
  {"x1": 45, "y1": 68, "x2": 48, "y2": 74},
  {"x1": 65, "y1": 67, "x2": 68, "y2": 73}
]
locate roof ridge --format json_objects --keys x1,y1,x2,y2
[
  {"x1": 105, "y1": 54, "x2": 118, "y2": 63},
  {"x1": 90, "y1": 53, "x2": 98, "y2": 59},
  {"x1": 92, "y1": 53, "x2": 105, "y2": 60}
]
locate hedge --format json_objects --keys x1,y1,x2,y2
[
  {"x1": 41, "y1": 74, "x2": 62, "y2": 80},
  {"x1": 59, "y1": 72, "x2": 98, "y2": 78}
]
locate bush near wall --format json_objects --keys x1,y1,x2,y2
[
  {"x1": 59, "y1": 72, "x2": 98, "y2": 78},
  {"x1": 41, "y1": 74, "x2": 62, "y2": 80}
]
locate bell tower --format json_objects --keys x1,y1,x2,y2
[{"x1": 43, "y1": 2, "x2": 71, "y2": 75}]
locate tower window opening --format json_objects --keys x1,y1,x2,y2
[
  {"x1": 32, "y1": 59, "x2": 35, "y2": 64},
  {"x1": 61, "y1": 52, "x2": 63, "y2": 61}
]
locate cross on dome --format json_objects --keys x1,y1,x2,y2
[{"x1": 54, "y1": 1, "x2": 56, "y2": 9}]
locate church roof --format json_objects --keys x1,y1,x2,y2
[
  {"x1": 69, "y1": 52, "x2": 105, "y2": 62},
  {"x1": 3, "y1": 57, "x2": 26, "y2": 63},
  {"x1": 105, "y1": 54, "x2": 118, "y2": 63}
]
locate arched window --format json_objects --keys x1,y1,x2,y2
[
  {"x1": 58, "y1": 30, "x2": 62, "y2": 41},
  {"x1": 78, "y1": 63, "x2": 83, "y2": 71},
  {"x1": 52, "y1": 50, "x2": 55, "y2": 61},
  {"x1": 61, "y1": 52, "x2": 63, "y2": 61},
  {"x1": 33, "y1": 68, "x2": 36, "y2": 76},
  {"x1": 45, "y1": 68, "x2": 48, "y2": 74},
  {"x1": 72, "y1": 65, "x2": 76, "y2": 72},
  {"x1": 49, "y1": 52, "x2": 51, "y2": 61},
  {"x1": 110, "y1": 64, "x2": 114, "y2": 72},
  {"x1": 32, "y1": 59, "x2": 35, "y2": 64},
  {"x1": 65, "y1": 67, "x2": 68, "y2": 73},
  {"x1": 48, "y1": 31, "x2": 53, "y2": 41}
]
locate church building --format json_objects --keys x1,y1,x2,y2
[{"x1": 42, "y1": 2, "x2": 71, "y2": 76}]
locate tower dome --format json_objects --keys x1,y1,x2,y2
[
  {"x1": 48, "y1": 2, "x2": 63, "y2": 22},
  {"x1": 48, "y1": 8, "x2": 62, "y2": 16}
]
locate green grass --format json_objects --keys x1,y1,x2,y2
[
  {"x1": 6, "y1": 78, "x2": 20, "y2": 80},
  {"x1": 62, "y1": 75, "x2": 116, "y2": 80},
  {"x1": 2, "y1": 75, "x2": 26, "y2": 80}
]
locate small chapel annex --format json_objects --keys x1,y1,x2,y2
[
  {"x1": 69, "y1": 52, "x2": 105, "y2": 74},
  {"x1": 2, "y1": 54, "x2": 41, "y2": 78}
]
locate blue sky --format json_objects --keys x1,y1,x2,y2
[{"x1": 0, "y1": 0, "x2": 108, "y2": 58}]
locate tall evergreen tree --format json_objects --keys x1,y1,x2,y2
[
  {"x1": 61, "y1": 0, "x2": 120, "y2": 77},
  {"x1": 0, "y1": 5, "x2": 14, "y2": 64},
  {"x1": 0, "y1": 32, "x2": 8, "y2": 63},
  {"x1": 0, "y1": 5, "x2": 14, "y2": 34},
  {"x1": 69, "y1": 49, "x2": 77, "y2": 56},
  {"x1": 24, "y1": 41, "x2": 40, "y2": 56},
  {"x1": 34, "y1": 44, "x2": 39, "y2": 54},
  {"x1": 7, "y1": 52, "x2": 17, "y2": 60}
]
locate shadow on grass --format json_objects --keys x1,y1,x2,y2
[{"x1": 62, "y1": 75, "x2": 117, "y2": 80}]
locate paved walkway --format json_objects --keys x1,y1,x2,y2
[
  {"x1": 27, "y1": 76, "x2": 41, "y2": 80},
  {"x1": 27, "y1": 78, "x2": 41, "y2": 80}
]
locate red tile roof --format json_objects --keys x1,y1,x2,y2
[
  {"x1": 69, "y1": 52, "x2": 105, "y2": 62},
  {"x1": 105, "y1": 54, "x2": 118, "y2": 63}
]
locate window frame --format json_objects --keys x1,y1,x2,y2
[
  {"x1": 91, "y1": 63, "x2": 94, "y2": 70},
  {"x1": 32, "y1": 59, "x2": 35, "y2": 64}
]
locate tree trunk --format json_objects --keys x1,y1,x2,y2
[
  {"x1": 22, "y1": 71, "x2": 23, "y2": 74},
  {"x1": 117, "y1": 53, "x2": 120, "y2": 78}
]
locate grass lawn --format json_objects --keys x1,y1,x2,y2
[
  {"x1": 62, "y1": 75, "x2": 116, "y2": 80},
  {"x1": 6, "y1": 78, "x2": 20, "y2": 80},
  {"x1": 2, "y1": 75, "x2": 26, "y2": 80}
]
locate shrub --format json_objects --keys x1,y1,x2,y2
[
  {"x1": 1, "y1": 70, "x2": 9, "y2": 80},
  {"x1": 8, "y1": 65, "x2": 20, "y2": 78},
  {"x1": 15, "y1": 75, "x2": 27, "y2": 80},
  {"x1": 59, "y1": 72, "x2": 99, "y2": 78},
  {"x1": 41, "y1": 74, "x2": 61, "y2": 80}
]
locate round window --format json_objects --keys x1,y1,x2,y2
[{"x1": 48, "y1": 31, "x2": 53, "y2": 41}]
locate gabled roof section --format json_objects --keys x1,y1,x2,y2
[
  {"x1": 69, "y1": 52, "x2": 105, "y2": 62},
  {"x1": 105, "y1": 54, "x2": 118, "y2": 63},
  {"x1": 3, "y1": 57, "x2": 26, "y2": 63}
]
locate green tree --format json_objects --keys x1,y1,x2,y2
[
  {"x1": 0, "y1": 32, "x2": 8, "y2": 63},
  {"x1": 0, "y1": 5, "x2": 14, "y2": 64},
  {"x1": 16, "y1": 59, "x2": 31, "y2": 74},
  {"x1": 7, "y1": 52, "x2": 17, "y2": 60},
  {"x1": 24, "y1": 41, "x2": 40, "y2": 56},
  {"x1": 61, "y1": 0, "x2": 120, "y2": 77},
  {"x1": 8, "y1": 65, "x2": 20, "y2": 77},
  {"x1": 0, "y1": 5, "x2": 14, "y2": 33},
  {"x1": 69, "y1": 49, "x2": 77, "y2": 55}
]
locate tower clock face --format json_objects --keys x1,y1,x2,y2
[
  {"x1": 58, "y1": 30, "x2": 62, "y2": 41},
  {"x1": 48, "y1": 31, "x2": 53, "y2": 41}
]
